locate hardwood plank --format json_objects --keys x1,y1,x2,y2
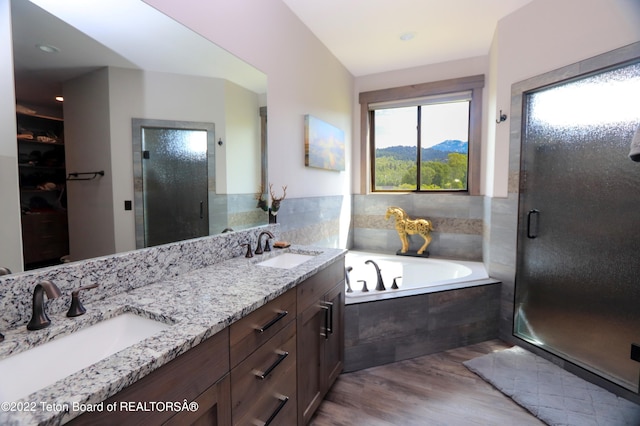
[{"x1": 310, "y1": 339, "x2": 544, "y2": 426}]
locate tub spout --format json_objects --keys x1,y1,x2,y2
[{"x1": 365, "y1": 260, "x2": 385, "y2": 291}]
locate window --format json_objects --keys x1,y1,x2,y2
[{"x1": 359, "y1": 75, "x2": 484, "y2": 194}]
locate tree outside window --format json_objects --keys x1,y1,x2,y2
[{"x1": 371, "y1": 97, "x2": 470, "y2": 192}]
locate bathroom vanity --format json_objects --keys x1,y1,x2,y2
[{"x1": 0, "y1": 229, "x2": 345, "y2": 426}]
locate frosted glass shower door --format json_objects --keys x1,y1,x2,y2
[
  {"x1": 514, "y1": 61, "x2": 640, "y2": 391},
  {"x1": 141, "y1": 127, "x2": 209, "y2": 247}
]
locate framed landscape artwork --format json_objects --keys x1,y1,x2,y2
[{"x1": 304, "y1": 114, "x2": 345, "y2": 171}]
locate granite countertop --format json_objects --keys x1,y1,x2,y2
[{"x1": 0, "y1": 245, "x2": 345, "y2": 426}]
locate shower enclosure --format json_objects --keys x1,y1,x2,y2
[
  {"x1": 514, "y1": 52, "x2": 640, "y2": 392},
  {"x1": 132, "y1": 119, "x2": 214, "y2": 248}
]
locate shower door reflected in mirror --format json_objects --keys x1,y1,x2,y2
[
  {"x1": 514, "y1": 60, "x2": 640, "y2": 392},
  {"x1": 133, "y1": 119, "x2": 215, "y2": 248}
]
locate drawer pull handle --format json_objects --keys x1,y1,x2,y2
[
  {"x1": 255, "y1": 351, "x2": 288, "y2": 380},
  {"x1": 256, "y1": 310, "x2": 288, "y2": 333},
  {"x1": 320, "y1": 304, "x2": 329, "y2": 338},
  {"x1": 325, "y1": 301, "x2": 334, "y2": 336},
  {"x1": 527, "y1": 209, "x2": 540, "y2": 239},
  {"x1": 264, "y1": 395, "x2": 289, "y2": 426}
]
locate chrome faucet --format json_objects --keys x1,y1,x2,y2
[
  {"x1": 27, "y1": 280, "x2": 62, "y2": 331},
  {"x1": 255, "y1": 230, "x2": 275, "y2": 255},
  {"x1": 365, "y1": 260, "x2": 386, "y2": 291}
]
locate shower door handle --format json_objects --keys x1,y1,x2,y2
[
  {"x1": 199, "y1": 201, "x2": 204, "y2": 219},
  {"x1": 527, "y1": 209, "x2": 540, "y2": 239}
]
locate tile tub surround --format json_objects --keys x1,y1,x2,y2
[
  {"x1": 352, "y1": 194, "x2": 484, "y2": 260},
  {"x1": 0, "y1": 237, "x2": 344, "y2": 425},
  {"x1": 344, "y1": 282, "x2": 501, "y2": 372}
]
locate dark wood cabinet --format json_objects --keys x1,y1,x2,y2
[
  {"x1": 164, "y1": 374, "x2": 231, "y2": 426},
  {"x1": 21, "y1": 213, "x2": 68, "y2": 266},
  {"x1": 66, "y1": 258, "x2": 345, "y2": 426},
  {"x1": 68, "y1": 329, "x2": 231, "y2": 425},
  {"x1": 322, "y1": 283, "x2": 345, "y2": 391},
  {"x1": 296, "y1": 259, "x2": 345, "y2": 425},
  {"x1": 230, "y1": 288, "x2": 298, "y2": 426}
]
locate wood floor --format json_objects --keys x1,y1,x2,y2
[{"x1": 310, "y1": 339, "x2": 544, "y2": 426}]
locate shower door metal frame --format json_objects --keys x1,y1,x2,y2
[
  {"x1": 132, "y1": 118, "x2": 216, "y2": 249},
  {"x1": 510, "y1": 41, "x2": 640, "y2": 399}
]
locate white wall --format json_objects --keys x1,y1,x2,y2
[
  {"x1": 0, "y1": 0, "x2": 22, "y2": 271},
  {"x1": 64, "y1": 67, "x2": 253, "y2": 258},
  {"x1": 64, "y1": 68, "x2": 116, "y2": 260},
  {"x1": 144, "y1": 0, "x2": 354, "y2": 200},
  {"x1": 224, "y1": 80, "x2": 261, "y2": 195},
  {"x1": 488, "y1": 0, "x2": 640, "y2": 197}
]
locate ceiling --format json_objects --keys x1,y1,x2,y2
[
  {"x1": 12, "y1": 0, "x2": 535, "y2": 113},
  {"x1": 281, "y1": 0, "x2": 534, "y2": 76},
  {"x1": 11, "y1": 0, "x2": 266, "y2": 114}
]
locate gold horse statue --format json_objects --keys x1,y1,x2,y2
[{"x1": 385, "y1": 206, "x2": 433, "y2": 255}]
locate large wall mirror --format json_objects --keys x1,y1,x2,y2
[{"x1": 5, "y1": 0, "x2": 268, "y2": 271}]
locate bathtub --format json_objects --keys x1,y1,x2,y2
[{"x1": 344, "y1": 250, "x2": 494, "y2": 304}]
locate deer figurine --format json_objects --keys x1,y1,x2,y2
[
  {"x1": 255, "y1": 184, "x2": 268, "y2": 211},
  {"x1": 269, "y1": 184, "x2": 287, "y2": 215}
]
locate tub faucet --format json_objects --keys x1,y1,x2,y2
[
  {"x1": 345, "y1": 266, "x2": 353, "y2": 293},
  {"x1": 27, "y1": 280, "x2": 62, "y2": 331},
  {"x1": 365, "y1": 260, "x2": 386, "y2": 291},
  {"x1": 255, "y1": 230, "x2": 275, "y2": 254}
]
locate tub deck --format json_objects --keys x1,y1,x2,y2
[{"x1": 345, "y1": 250, "x2": 497, "y2": 305}]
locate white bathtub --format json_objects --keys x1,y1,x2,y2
[{"x1": 344, "y1": 250, "x2": 494, "y2": 304}]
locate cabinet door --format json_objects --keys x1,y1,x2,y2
[
  {"x1": 322, "y1": 282, "x2": 344, "y2": 392},
  {"x1": 296, "y1": 302, "x2": 325, "y2": 425},
  {"x1": 164, "y1": 373, "x2": 231, "y2": 426}
]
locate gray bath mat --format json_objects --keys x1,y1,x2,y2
[{"x1": 463, "y1": 346, "x2": 640, "y2": 426}]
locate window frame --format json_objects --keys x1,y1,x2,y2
[{"x1": 359, "y1": 75, "x2": 484, "y2": 195}]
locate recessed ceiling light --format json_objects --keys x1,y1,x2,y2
[
  {"x1": 400, "y1": 32, "x2": 415, "y2": 41},
  {"x1": 55, "y1": 96, "x2": 64, "y2": 102},
  {"x1": 36, "y1": 44, "x2": 60, "y2": 54}
]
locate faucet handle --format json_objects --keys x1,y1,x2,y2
[
  {"x1": 66, "y1": 284, "x2": 99, "y2": 317},
  {"x1": 263, "y1": 237, "x2": 272, "y2": 252},
  {"x1": 241, "y1": 243, "x2": 254, "y2": 258},
  {"x1": 392, "y1": 276, "x2": 401, "y2": 289}
]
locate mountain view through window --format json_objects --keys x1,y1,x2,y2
[{"x1": 372, "y1": 100, "x2": 470, "y2": 191}]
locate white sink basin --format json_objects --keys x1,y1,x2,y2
[
  {"x1": 257, "y1": 252, "x2": 315, "y2": 269},
  {"x1": 0, "y1": 313, "x2": 169, "y2": 402}
]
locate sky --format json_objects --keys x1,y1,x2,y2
[{"x1": 374, "y1": 101, "x2": 470, "y2": 149}]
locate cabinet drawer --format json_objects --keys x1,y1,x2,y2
[
  {"x1": 230, "y1": 289, "x2": 296, "y2": 367},
  {"x1": 297, "y1": 257, "x2": 344, "y2": 314},
  {"x1": 231, "y1": 320, "x2": 296, "y2": 425}
]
